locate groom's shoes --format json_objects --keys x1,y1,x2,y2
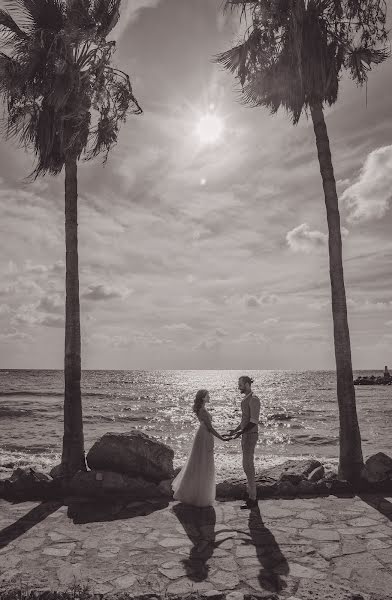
[{"x1": 240, "y1": 498, "x2": 258, "y2": 510}]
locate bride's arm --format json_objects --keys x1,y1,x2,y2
[{"x1": 199, "y1": 410, "x2": 225, "y2": 441}]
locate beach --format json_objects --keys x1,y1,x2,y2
[{"x1": 1, "y1": 369, "x2": 391, "y2": 480}]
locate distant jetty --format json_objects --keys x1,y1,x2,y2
[{"x1": 354, "y1": 365, "x2": 392, "y2": 385}]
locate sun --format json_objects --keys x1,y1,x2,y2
[{"x1": 195, "y1": 113, "x2": 224, "y2": 144}]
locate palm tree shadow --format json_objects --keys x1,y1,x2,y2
[
  {"x1": 0, "y1": 501, "x2": 62, "y2": 550},
  {"x1": 172, "y1": 503, "x2": 233, "y2": 582},
  {"x1": 240, "y1": 506, "x2": 289, "y2": 593},
  {"x1": 66, "y1": 497, "x2": 169, "y2": 524},
  {"x1": 358, "y1": 493, "x2": 392, "y2": 521}
]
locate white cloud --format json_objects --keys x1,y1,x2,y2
[
  {"x1": 111, "y1": 0, "x2": 162, "y2": 41},
  {"x1": 82, "y1": 284, "x2": 129, "y2": 301},
  {"x1": 235, "y1": 332, "x2": 268, "y2": 345},
  {"x1": 225, "y1": 293, "x2": 279, "y2": 308},
  {"x1": 342, "y1": 145, "x2": 392, "y2": 222},
  {"x1": 37, "y1": 294, "x2": 63, "y2": 315},
  {"x1": 163, "y1": 323, "x2": 193, "y2": 332},
  {"x1": 286, "y1": 223, "x2": 327, "y2": 253}
]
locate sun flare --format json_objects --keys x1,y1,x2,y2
[{"x1": 195, "y1": 113, "x2": 224, "y2": 144}]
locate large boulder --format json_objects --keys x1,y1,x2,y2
[
  {"x1": 276, "y1": 459, "x2": 322, "y2": 484},
  {"x1": 68, "y1": 470, "x2": 171, "y2": 499},
  {"x1": 216, "y1": 474, "x2": 277, "y2": 499},
  {"x1": 216, "y1": 459, "x2": 324, "y2": 499},
  {"x1": 362, "y1": 452, "x2": 392, "y2": 484},
  {"x1": 87, "y1": 431, "x2": 174, "y2": 482}
]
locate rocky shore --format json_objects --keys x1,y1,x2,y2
[{"x1": 1, "y1": 430, "x2": 392, "y2": 503}]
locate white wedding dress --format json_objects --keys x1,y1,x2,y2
[{"x1": 172, "y1": 407, "x2": 216, "y2": 507}]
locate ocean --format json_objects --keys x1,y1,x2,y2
[{"x1": 1, "y1": 369, "x2": 391, "y2": 481}]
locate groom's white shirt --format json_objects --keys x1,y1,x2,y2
[{"x1": 240, "y1": 392, "x2": 261, "y2": 433}]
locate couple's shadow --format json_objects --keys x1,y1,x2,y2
[{"x1": 172, "y1": 502, "x2": 288, "y2": 592}]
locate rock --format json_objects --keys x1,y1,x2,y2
[
  {"x1": 275, "y1": 480, "x2": 297, "y2": 497},
  {"x1": 277, "y1": 459, "x2": 322, "y2": 484},
  {"x1": 328, "y1": 479, "x2": 354, "y2": 496},
  {"x1": 296, "y1": 480, "x2": 317, "y2": 495},
  {"x1": 308, "y1": 465, "x2": 325, "y2": 482},
  {"x1": 157, "y1": 478, "x2": 173, "y2": 496},
  {"x1": 68, "y1": 469, "x2": 168, "y2": 499},
  {"x1": 216, "y1": 475, "x2": 277, "y2": 500},
  {"x1": 362, "y1": 452, "x2": 392, "y2": 483},
  {"x1": 87, "y1": 430, "x2": 174, "y2": 482},
  {"x1": 1, "y1": 468, "x2": 61, "y2": 501},
  {"x1": 50, "y1": 464, "x2": 65, "y2": 479}
]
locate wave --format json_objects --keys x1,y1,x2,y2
[
  {"x1": 0, "y1": 390, "x2": 143, "y2": 400},
  {"x1": 0, "y1": 406, "x2": 35, "y2": 418},
  {"x1": 292, "y1": 433, "x2": 338, "y2": 446},
  {"x1": 267, "y1": 413, "x2": 293, "y2": 421}
]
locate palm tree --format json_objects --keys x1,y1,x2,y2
[
  {"x1": 216, "y1": 0, "x2": 388, "y2": 481},
  {"x1": 0, "y1": 0, "x2": 142, "y2": 478}
]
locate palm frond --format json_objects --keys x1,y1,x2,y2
[
  {"x1": 92, "y1": 0, "x2": 121, "y2": 37},
  {"x1": 0, "y1": 8, "x2": 28, "y2": 41},
  {"x1": 346, "y1": 45, "x2": 390, "y2": 84},
  {"x1": 5, "y1": 0, "x2": 65, "y2": 33}
]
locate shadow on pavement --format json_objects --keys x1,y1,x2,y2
[
  {"x1": 0, "y1": 501, "x2": 62, "y2": 549},
  {"x1": 240, "y1": 505, "x2": 289, "y2": 594},
  {"x1": 172, "y1": 503, "x2": 234, "y2": 582},
  {"x1": 358, "y1": 493, "x2": 392, "y2": 521},
  {"x1": 66, "y1": 497, "x2": 169, "y2": 524}
]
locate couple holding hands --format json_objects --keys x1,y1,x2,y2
[{"x1": 172, "y1": 376, "x2": 261, "y2": 509}]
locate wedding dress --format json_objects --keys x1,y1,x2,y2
[{"x1": 172, "y1": 407, "x2": 216, "y2": 507}]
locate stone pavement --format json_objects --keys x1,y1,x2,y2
[{"x1": 1, "y1": 494, "x2": 392, "y2": 599}]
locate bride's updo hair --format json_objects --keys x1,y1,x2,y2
[{"x1": 193, "y1": 389, "x2": 208, "y2": 415}]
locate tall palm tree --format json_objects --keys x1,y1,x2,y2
[
  {"x1": 216, "y1": 0, "x2": 388, "y2": 481},
  {"x1": 0, "y1": 0, "x2": 142, "y2": 478}
]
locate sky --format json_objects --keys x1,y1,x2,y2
[{"x1": 1, "y1": 0, "x2": 392, "y2": 370}]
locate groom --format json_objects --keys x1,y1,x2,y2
[{"x1": 224, "y1": 376, "x2": 260, "y2": 509}]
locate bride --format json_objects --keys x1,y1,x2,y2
[{"x1": 172, "y1": 389, "x2": 227, "y2": 507}]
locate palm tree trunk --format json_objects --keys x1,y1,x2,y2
[
  {"x1": 61, "y1": 155, "x2": 86, "y2": 478},
  {"x1": 310, "y1": 101, "x2": 363, "y2": 482}
]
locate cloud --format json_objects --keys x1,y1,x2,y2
[
  {"x1": 286, "y1": 223, "x2": 327, "y2": 253},
  {"x1": 163, "y1": 323, "x2": 193, "y2": 332},
  {"x1": 342, "y1": 145, "x2": 392, "y2": 222},
  {"x1": 82, "y1": 284, "x2": 128, "y2": 301},
  {"x1": 235, "y1": 332, "x2": 268, "y2": 345},
  {"x1": 195, "y1": 328, "x2": 229, "y2": 351},
  {"x1": 37, "y1": 294, "x2": 63, "y2": 315},
  {"x1": 0, "y1": 331, "x2": 32, "y2": 342},
  {"x1": 111, "y1": 0, "x2": 161, "y2": 40},
  {"x1": 40, "y1": 315, "x2": 64, "y2": 328},
  {"x1": 262, "y1": 317, "x2": 280, "y2": 325},
  {"x1": 285, "y1": 332, "x2": 328, "y2": 343},
  {"x1": 225, "y1": 293, "x2": 279, "y2": 308}
]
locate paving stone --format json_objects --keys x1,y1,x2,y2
[
  {"x1": 159, "y1": 537, "x2": 191, "y2": 548},
  {"x1": 56, "y1": 564, "x2": 83, "y2": 586},
  {"x1": 347, "y1": 517, "x2": 380, "y2": 527},
  {"x1": 286, "y1": 562, "x2": 327, "y2": 579},
  {"x1": 297, "y1": 510, "x2": 327, "y2": 521},
  {"x1": 114, "y1": 573, "x2": 137, "y2": 588},
  {"x1": 209, "y1": 570, "x2": 240, "y2": 588},
  {"x1": 165, "y1": 577, "x2": 195, "y2": 595},
  {"x1": 18, "y1": 537, "x2": 46, "y2": 551},
  {"x1": 90, "y1": 583, "x2": 113, "y2": 595},
  {"x1": 366, "y1": 538, "x2": 391, "y2": 550},
  {"x1": 301, "y1": 528, "x2": 340, "y2": 541},
  {"x1": 158, "y1": 566, "x2": 187, "y2": 580},
  {"x1": 257, "y1": 506, "x2": 295, "y2": 519},
  {"x1": 317, "y1": 543, "x2": 341, "y2": 559},
  {"x1": 42, "y1": 544, "x2": 76, "y2": 557},
  {"x1": 283, "y1": 519, "x2": 310, "y2": 528}
]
